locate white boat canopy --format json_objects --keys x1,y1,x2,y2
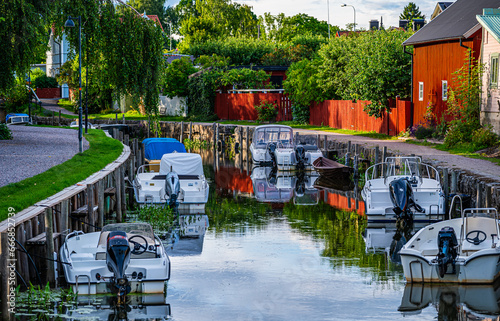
[{"x1": 159, "y1": 153, "x2": 204, "y2": 176}]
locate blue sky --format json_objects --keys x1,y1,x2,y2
[{"x1": 166, "y1": 0, "x2": 437, "y2": 30}]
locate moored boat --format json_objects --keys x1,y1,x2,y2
[
  {"x1": 400, "y1": 200, "x2": 500, "y2": 284},
  {"x1": 59, "y1": 223, "x2": 170, "y2": 297},
  {"x1": 312, "y1": 156, "x2": 353, "y2": 179}
]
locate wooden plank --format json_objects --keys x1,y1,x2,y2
[
  {"x1": 44, "y1": 208, "x2": 55, "y2": 286},
  {"x1": 1, "y1": 232, "x2": 13, "y2": 320},
  {"x1": 26, "y1": 232, "x2": 61, "y2": 245}
]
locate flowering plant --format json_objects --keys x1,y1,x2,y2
[{"x1": 254, "y1": 100, "x2": 278, "y2": 122}]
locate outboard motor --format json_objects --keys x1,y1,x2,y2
[
  {"x1": 294, "y1": 145, "x2": 306, "y2": 171},
  {"x1": 436, "y1": 226, "x2": 458, "y2": 278},
  {"x1": 389, "y1": 178, "x2": 424, "y2": 229},
  {"x1": 267, "y1": 142, "x2": 277, "y2": 166},
  {"x1": 106, "y1": 231, "x2": 131, "y2": 298},
  {"x1": 165, "y1": 171, "x2": 180, "y2": 207}
]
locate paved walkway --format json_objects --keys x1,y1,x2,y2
[
  {"x1": 0, "y1": 126, "x2": 89, "y2": 187},
  {"x1": 294, "y1": 128, "x2": 500, "y2": 183},
  {"x1": 39, "y1": 98, "x2": 76, "y2": 116}
]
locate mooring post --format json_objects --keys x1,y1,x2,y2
[
  {"x1": 1, "y1": 232, "x2": 13, "y2": 320},
  {"x1": 374, "y1": 147, "x2": 380, "y2": 178},
  {"x1": 451, "y1": 170, "x2": 458, "y2": 194},
  {"x1": 45, "y1": 207, "x2": 55, "y2": 287},
  {"x1": 486, "y1": 184, "x2": 493, "y2": 208},
  {"x1": 477, "y1": 181, "x2": 483, "y2": 208},
  {"x1": 115, "y1": 168, "x2": 122, "y2": 223},
  {"x1": 189, "y1": 121, "x2": 193, "y2": 141},
  {"x1": 382, "y1": 146, "x2": 387, "y2": 175},
  {"x1": 52, "y1": 110, "x2": 55, "y2": 126},
  {"x1": 122, "y1": 114, "x2": 125, "y2": 125},
  {"x1": 212, "y1": 123, "x2": 216, "y2": 148},
  {"x1": 180, "y1": 121, "x2": 184, "y2": 143},
  {"x1": 323, "y1": 135, "x2": 328, "y2": 152},
  {"x1": 61, "y1": 199, "x2": 69, "y2": 234},
  {"x1": 97, "y1": 180, "x2": 105, "y2": 229},
  {"x1": 120, "y1": 165, "x2": 127, "y2": 219},
  {"x1": 59, "y1": 110, "x2": 61, "y2": 126},
  {"x1": 87, "y1": 184, "x2": 94, "y2": 232},
  {"x1": 246, "y1": 126, "x2": 250, "y2": 156}
]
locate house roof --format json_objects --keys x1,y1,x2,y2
[
  {"x1": 404, "y1": 0, "x2": 500, "y2": 46},
  {"x1": 431, "y1": 2, "x2": 454, "y2": 20},
  {"x1": 477, "y1": 9, "x2": 500, "y2": 43},
  {"x1": 145, "y1": 15, "x2": 164, "y2": 32}
]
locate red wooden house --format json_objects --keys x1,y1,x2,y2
[{"x1": 402, "y1": 0, "x2": 498, "y2": 126}]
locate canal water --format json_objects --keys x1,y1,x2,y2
[{"x1": 14, "y1": 153, "x2": 500, "y2": 320}]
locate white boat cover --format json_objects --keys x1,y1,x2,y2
[{"x1": 159, "y1": 153, "x2": 204, "y2": 176}]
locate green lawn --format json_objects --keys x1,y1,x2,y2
[{"x1": 0, "y1": 129, "x2": 123, "y2": 222}]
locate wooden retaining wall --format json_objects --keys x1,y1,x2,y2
[{"x1": 0, "y1": 132, "x2": 145, "y2": 319}]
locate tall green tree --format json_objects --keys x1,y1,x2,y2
[
  {"x1": 0, "y1": 0, "x2": 55, "y2": 91},
  {"x1": 261, "y1": 13, "x2": 337, "y2": 43},
  {"x1": 117, "y1": 0, "x2": 167, "y2": 22},
  {"x1": 399, "y1": 2, "x2": 425, "y2": 21}
]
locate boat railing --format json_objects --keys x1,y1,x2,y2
[
  {"x1": 364, "y1": 160, "x2": 440, "y2": 184},
  {"x1": 136, "y1": 164, "x2": 159, "y2": 175}
]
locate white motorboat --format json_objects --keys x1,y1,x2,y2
[
  {"x1": 70, "y1": 120, "x2": 95, "y2": 129},
  {"x1": 133, "y1": 152, "x2": 209, "y2": 213},
  {"x1": 6, "y1": 113, "x2": 31, "y2": 125},
  {"x1": 361, "y1": 156, "x2": 446, "y2": 225},
  {"x1": 60, "y1": 223, "x2": 170, "y2": 297},
  {"x1": 400, "y1": 200, "x2": 500, "y2": 284},
  {"x1": 179, "y1": 213, "x2": 209, "y2": 238},
  {"x1": 251, "y1": 166, "x2": 320, "y2": 204},
  {"x1": 250, "y1": 125, "x2": 322, "y2": 171}
]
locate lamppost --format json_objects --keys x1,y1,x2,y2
[
  {"x1": 327, "y1": 0, "x2": 330, "y2": 39},
  {"x1": 341, "y1": 4, "x2": 356, "y2": 31},
  {"x1": 64, "y1": 15, "x2": 83, "y2": 153}
]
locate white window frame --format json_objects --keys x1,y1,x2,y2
[
  {"x1": 442, "y1": 80, "x2": 448, "y2": 101},
  {"x1": 418, "y1": 82, "x2": 424, "y2": 101}
]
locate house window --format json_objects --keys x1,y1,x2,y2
[
  {"x1": 442, "y1": 80, "x2": 448, "y2": 101},
  {"x1": 418, "y1": 82, "x2": 424, "y2": 101},
  {"x1": 491, "y1": 53, "x2": 499, "y2": 88}
]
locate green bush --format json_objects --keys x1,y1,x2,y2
[
  {"x1": 413, "y1": 125, "x2": 435, "y2": 140},
  {"x1": 1, "y1": 83, "x2": 29, "y2": 112},
  {"x1": 33, "y1": 74, "x2": 58, "y2": 89},
  {"x1": 471, "y1": 126, "x2": 498, "y2": 150},
  {"x1": 254, "y1": 100, "x2": 278, "y2": 122},
  {"x1": 0, "y1": 124, "x2": 13, "y2": 140}
]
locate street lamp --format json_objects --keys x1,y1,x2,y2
[
  {"x1": 64, "y1": 15, "x2": 83, "y2": 153},
  {"x1": 341, "y1": 4, "x2": 356, "y2": 32},
  {"x1": 327, "y1": 0, "x2": 330, "y2": 39}
]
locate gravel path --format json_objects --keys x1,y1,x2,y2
[
  {"x1": 39, "y1": 98, "x2": 76, "y2": 116},
  {"x1": 295, "y1": 129, "x2": 500, "y2": 183},
  {"x1": 0, "y1": 126, "x2": 89, "y2": 187}
]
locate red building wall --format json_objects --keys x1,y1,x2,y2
[{"x1": 412, "y1": 31, "x2": 482, "y2": 125}]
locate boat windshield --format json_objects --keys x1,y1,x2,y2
[
  {"x1": 384, "y1": 157, "x2": 421, "y2": 177},
  {"x1": 101, "y1": 223, "x2": 155, "y2": 239},
  {"x1": 253, "y1": 126, "x2": 293, "y2": 149}
]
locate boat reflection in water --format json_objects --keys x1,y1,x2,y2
[
  {"x1": 70, "y1": 293, "x2": 171, "y2": 320},
  {"x1": 250, "y1": 166, "x2": 320, "y2": 204},
  {"x1": 399, "y1": 283, "x2": 500, "y2": 319}
]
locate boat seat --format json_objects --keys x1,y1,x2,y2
[
  {"x1": 70, "y1": 253, "x2": 95, "y2": 261},
  {"x1": 152, "y1": 174, "x2": 200, "y2": 180},
  {"x1": 297, "y1": 144, "x2": 318, "y2": 151}
]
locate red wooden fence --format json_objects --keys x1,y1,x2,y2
[
  {"x1": 215, "y1": 93, "x2": 293, "y2": 122},
  {"x1": 309, "y1": 99, "x2": 412, "y2": 136}
]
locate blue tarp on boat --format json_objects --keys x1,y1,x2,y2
[{"x1": 142, "y1": 138, "x2": 186, "y2": 160}]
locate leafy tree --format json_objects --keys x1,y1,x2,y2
[
  {"x1": 178, "y1": 0, "x2": 258, "y2": 51},
  {"x1": 0, "y1": 0, "x2": 55, "y2": 91},
  {"x1": 221, "y1": 68, "x2": 269, "y2": 89},
  {"x1": 117, "y1": 0, "x2": 167, "y2": 21},
  {"x1": 163, "y1": 57, "x2": 197, "y2": 98},
  {"x1": 261, "y1": 13, "x2": 337, "y2": 43},
  {"x1": 399, "y1": 2, "x2": 425, "y2": 24}
]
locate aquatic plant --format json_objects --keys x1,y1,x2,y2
[
  {"x1": 183, "y1": 138, "x2": 210, "y2": 151},
  {"x1": 137, "y1": 205, "x2": 177, "y2": 233}
]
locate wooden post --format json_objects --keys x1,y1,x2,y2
[
  {"x1": 115, "y1": 168, "x2": 122, "y2": 223},
  {"x1": 45, "y1": 208, "x2": 55, "y2": 286},
  {"x1": 140, "y1": 143, "x2": 145, "y2": 168},
  {"x1": 180, "y1": 121, "x2": 184, "y2": 143},
  {"x1": 189, "y1": 121, "x2": 193, "y2": 141},
  {"x1": 122, "y1": 114, "x2": 125, "y2": 125},
  {"x1": 246, "y1": 126, "x2": 250, "y2": 155},
  {"x1": 52, "y1": 111, "x2": 55, "y2": 126},
  {"x1": 442, "y1": 168, "x2": 449, "y2": 200},
  {"x1": 98, "y1": 180, "x2": 105, "y2": 228},
  {"x1": 120, "y1": 166, "x2": 127, "y2": 219},
  {"x1": 124, "y1": 134, "x2": 129, "y2": 147},
  {"x1": 87, "y1": 184, "x2": 94, "y2": 232},
  {"x1": 486, "y1": 185, "x2": 493, "y2": 208},
  {"x1": 476, "y1": 181, "x2": 483, "y2": 208},
  {"x1": 1, "y1": 232, "x2": 14, "y2": 320},
  {"x1": 382, "y1": 146, "x2": 387, "y2": 175},
  {"x1": 323, "y1": 135, "x2": 328, "y2": 151},
  {"x1": 451, "y1": 171, "x2": 458, "y2": 194},
  {"x1": 115, "y1": 112, "x2": 118, "y2": 123},
  {"x1": 61, "y1": 199, "x2": 69, "y2": 234},
  {"x1": 347, "y1": 141, "x2": 352, "y2": 154},
  {"x1": 59, "y1": 110, "x2": 61, "y2": 126},
  {"x1": 15, "y1": 225, "x2": 29, "y2": 288}
]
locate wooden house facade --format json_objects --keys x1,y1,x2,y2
[
  {"x1": 402, "y1": 0, "x2": 499, "y2": 126},
  {"x1": 477, "y1": 9, "x2": 500, "y2": 134}
]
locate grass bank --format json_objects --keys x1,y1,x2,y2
[{"x1": 0, "y1": 129, "x2": 123, "y2": 222}]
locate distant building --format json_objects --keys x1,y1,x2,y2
[
  {"x1": 403, "y1": 0, "x2": 497, "y2": 126},
  {"x1": 477, "y1": 9, "x2": 500, "y2": 134},
  {"x1": 431, "y1": 2, "x2": 454, "y2": 20}
]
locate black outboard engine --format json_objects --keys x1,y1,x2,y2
[
  {"x1": 267, "y1": 142, "x2": 277, "y2": 166},
  {"x1": 165, "y1": 171, "x2": 180, "y2": 207},
  {"x1": 106, "y1": 231, "x2": 131, "y2": 298},
  {"x1": 389, "y1": 178, "x2": 424, "y2": 229},
  {"x1": 436, "y1": 226, "x2": 458, "y2": 278},
  {"x1": 294, "y1": 145, "x2": 306, "y2": 171}
]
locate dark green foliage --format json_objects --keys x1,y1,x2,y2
[
  {"x1": 221, "y1": 68, "x2": 270, "y2": 89},
  {"x1": 163, "y1": 57, "x2": 197, "y2": 98},
  {"x1": 471, "y1": 126, "x2": 498, "y2": 150},
  {"x1": 0, "y1": 0, "x2": 54, "y2": 91},
  {"x1": 399, "y1": 2, "x2": 425, "y2": 21},
  {"x1": 0, "y1": 124, "x2": 13, "y2": 140},
  {"x1": 254, "y1": 100, "x2": 278, "y2": 122},
  {"x1": 33, "y1": 74, "x2": 58, "y2": 89},
  {"x1": 187, "y1": 69, "x2": 223, "y2": 121},
  {"x1": 1, "y1": 81, "x2": 30, "y2": 112},
  {"x1": 413, "y1": 125, "x2": 434, "y2": 140},
  {"x1": 291, "y1": 102, "x2": 310, "y2": 124}
]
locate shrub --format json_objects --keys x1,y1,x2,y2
[
  {"x1": 254, "y1": 99, "x2": 278, "y2": 122},
  {"x1": 413, "y1": 125, "x2": 435, "y2": 140},
  {"x1": 0, "y1": 124, "x2": 13, "y2": 140},
  {"x1": 1, "y1": 83, "x2": 29, "y2": 112},
  {"x1": 33, "y1": 74, "x2": 58, "y2": 89},
  {"x1": 471, "y1": 126, "x2": 498, "y2": 150}
]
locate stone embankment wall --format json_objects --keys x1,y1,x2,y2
[{"x1": 33, "y1": 116, "x2": 500, "y2": 210}]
